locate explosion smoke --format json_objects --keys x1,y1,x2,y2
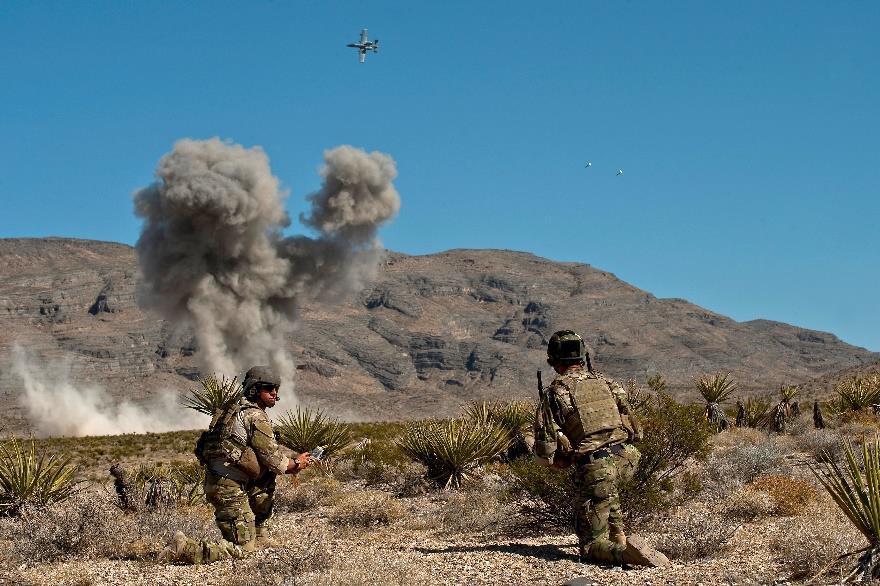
[{"x1": 134, "y1": 138, "x2": 399, "y2": 391}]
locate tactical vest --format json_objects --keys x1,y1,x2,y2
[
  {"x1": 195, "y1": 399, "x2": 260, "y2": 476},
  {"x1": 555, "y1": 372, "x2": 625, "y2": 451}
]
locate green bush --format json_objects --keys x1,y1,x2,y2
[
  {"x1": 504, "y1": 457, "x2": 574, "y2": 528},
  {"x1": 275, "y1": 407, "x2": 353, "y2": 459},
  {"x1": 505, "y1": 393, "x2": 712, "y2": 527},
  {"x1": 0, "y1": 438, "x2": 80, "y2": 515},
  {"x1": 620, "y1": 392, "x2": 713, "y2": 519},
  {"x1": 397, "y1": 419, "x2": 511, "y2": 489}
]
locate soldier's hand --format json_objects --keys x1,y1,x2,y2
[{"x1": 286, "y1": 452, "x2": 311, "y2": 474}]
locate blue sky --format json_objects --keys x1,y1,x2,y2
[{"x1": 1, "y1": 1, "x2": 878, "y2": 351}]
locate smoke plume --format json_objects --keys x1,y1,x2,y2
[
  {"x1": 12, "y1": 346, "x2": 207, "y2": 436},
  {"x1": 134, "y1": 138, "x2": 400, "y2": 391}
]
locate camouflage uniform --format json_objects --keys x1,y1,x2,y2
[
  {"x1": 545, "y1": 368, "x2": 642, "y2": 564},
  {"x1": 175, "y1": 396, "x2": 291, "y2": 564}
]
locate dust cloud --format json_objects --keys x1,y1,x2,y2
[{"x1": 11, "y1": 346, "x2": 208, "y2": 437}]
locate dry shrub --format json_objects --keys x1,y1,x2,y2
[
  {"x1": 649, "y1": 504, "x2": 738, "y2": 561},
  {"x1": 274, "y1": 475, "x2": 344, "y2": 513},
  {"x1": 333, "y1": 459, "x2": 428, "y2": 497},
  {"x1": 771, "y1": 498, "x2": 865, "y2": 581},
  {"x1": 720, "y1": 486, "x2": 776, "y2": 521},
  {"x1": 221, "y1": 527, "x2": 333, "y2": 586},
  {"x1": 10, "y1": 489, "x2": 218, "y2": 562},
  {"x1": 706, "y1": 439, "x2": 789, "y2": 493},
  {"x1": 437, "y1": 486, "x2": 513, "y2": 533},
  {"x1": 792, "y1": 427, "x2": 846, "y2": 462},
  {"x1": 10, "y1": 492, "x2": 124, "y2": 561},
  {"x1": 328, "y1": 489, "x2": 404, "y2": 528},
  {"x1": 712, "y1": 426, "x2": 768, "y2": 449},
  {"x1": 750, "y1": 474, "x2": 817, "y2": 516}
]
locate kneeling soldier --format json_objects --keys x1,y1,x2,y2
[{"x1": 161, "y1": 365, "x2": 310, "y2": 564}]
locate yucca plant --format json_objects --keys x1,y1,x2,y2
[
  {"x1": 463, "y1": 400, "x2": 533, "y2": 438},
  {"x1": 182, "y1": 375, "x2": 241, "y2": 417},
  {"x1": 275, "y1": 407, "x2": 353, "y2": 460},
  {"x1": 397, "y1": 418, "x2": 512, "y2": 489},
  {"x1": 696, "y1": 372, "x2": 736, "y2": 432},
  {"x1": 742, "y1": 396, "x2": 771, "y2": 429},
  {"x1": 695, "y1": 372, "x2": 737, "y2": 404},
  {"x1": 836, "y1": 376, "x2": 880, "y2": 412},
  {"x1": 0, "y1": 438, "x2": 80, "y2": 515},
  {"x1": 810, "y1": 436, "x2": 880, "y2": 581},
  {"x1": 779, "y1": 384, "x2": 800, "y2": 404},
  {"x1": 463, "y1": 399, "x2": 535, "y2": 461}
]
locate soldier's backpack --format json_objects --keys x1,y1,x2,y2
[{"x1": 194, "y1": 399, "x2": 260, "y2": 477}]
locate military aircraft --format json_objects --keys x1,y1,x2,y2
[
  {"x1": 585, "y1": 161, "x2": 592, "y2": 168},
  {"x1": 616, "y1": 169, "x2": 624, "y2": 176},
  {"x1": 347, "y1": 29, "x2": 379, "y2": 63}
]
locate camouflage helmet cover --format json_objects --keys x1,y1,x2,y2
[
  {"x1": 243, "y1": 365, "x2": 281, "y2": 398},
  {"x1": 547, "y1": 330, "x2": 586, "y2": 363}
]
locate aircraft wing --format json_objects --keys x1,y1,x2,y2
[
  {"x1": 360, "y1": 29, "x2": 368, "y2": 44},
  {"x1": 359, "y1": 49, "x2": 366, "y2": 63}
]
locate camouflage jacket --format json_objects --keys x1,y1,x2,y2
[
  {"x1": 203, "y1": 397, "x2": 290, "y2": 481},
  {"x1": 238, "y1": 402, "x2": 290, "y2": 476}
]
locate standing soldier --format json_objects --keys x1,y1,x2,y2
[
  {"x1": 161, "y1": 366, "x2": 310, "y2": 564},
  {"x1": 535, "y1": 330, "x2": 669, "y2": 567}
]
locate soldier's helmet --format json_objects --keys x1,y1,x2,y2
[
  {"x1": 547, "y1": 330, "x2": 586, "y2": 364},
  {"x1": 243, "y1": 365, "x2": 281, "y2": 399}
]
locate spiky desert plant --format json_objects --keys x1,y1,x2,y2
[
  {"x1": 696, "y1": 372, "x2": 736, "y2": 432},
  {"x1": 836, "y1": 376, "x2": 880, "y2": 412},
  {"x1": 695, "y1": 372, "x2": 737, "y2": 404},
  {"x1": 275, "y1": 407, "x2": 353, "y2": 459},
  {"x1": 463, "y1": 400, "x2": 533, "y2": 438},
  {"x1": 0, "y1": 438, "x2": 80, "y2": 515},
  {"x1": 182, "y1": 375, "x2": 241, "y2": 416},
  {"x1": 464, "y1": 399, "x2": 536, "y2": 461},
  {"x1": 780, "y1": 384, "x2": 800, "y2": 404},
  {"x1": 810, "y1": 436, "x2": 880, "y2": 581},
  {"x1": 742, "y1": 397, "x2": 772, "y2": 429},
  {"x1": 397, "y1": 418, "x2": 512, "y2": 489}
]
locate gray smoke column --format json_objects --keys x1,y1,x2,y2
[{"x1": 134, "y1": 138, "x2": 399, "y2": 391}]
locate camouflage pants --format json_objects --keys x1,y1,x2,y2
[
  {"x1": 177, "y1": 471, "x2": 277, "y2": 564},
  {"x1": 572, "y1": 443, "x2": 640, "y2": 564}
]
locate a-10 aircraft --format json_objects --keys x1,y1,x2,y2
[{"x1": 347, "y1": 28, "x2": 379, "y2": 63}]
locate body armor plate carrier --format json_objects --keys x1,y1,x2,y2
[{"x1": 557, "y1": 372, "x2": 625, "y2": 453}]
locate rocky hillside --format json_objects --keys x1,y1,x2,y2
[{"x1": 0, "y1": 238, "x2": 876, "y2": 433}]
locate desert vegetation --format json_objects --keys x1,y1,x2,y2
[{"x1": 2, "y1": 373, "x2": 880, "y2": 585}]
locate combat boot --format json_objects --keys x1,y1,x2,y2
[
  {"x1": 159, "y1": 531, "x2": 200, "y2": 564},
  {"x1": 254, "y1": 526, "x2": 279, "y2": 549},
  {"x1": 621, "y1": 535, "x2": 670, "y2": 568},
  {"x1": 608, "y1": 523, "x2": 627, "y2": 547}
]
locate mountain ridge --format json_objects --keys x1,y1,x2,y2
[{"x1": 0, "y1": 237, "x2": 875, "y2": 433}]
